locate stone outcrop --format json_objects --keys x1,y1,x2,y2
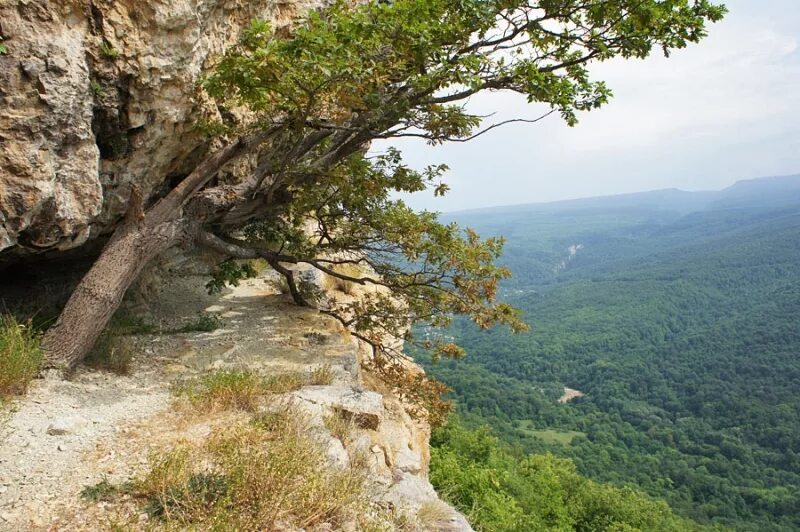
[
  {"x1": 0, "y1": 263, "x2": 473, "y2": 530},
  {"x1": 0, "y1": 0, "x2": 317, "y2": 254}
]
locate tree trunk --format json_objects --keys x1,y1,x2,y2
[
  {"x1": 38, "y1": 133, "x2": 275, "y2": 374},
  {"x1": 41, "y1": 217, "x2": 186, "y2": 373}
]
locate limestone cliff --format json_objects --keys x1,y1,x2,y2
[{"x1": 0, "y1": 0, "x2": 316, "y2": 254}]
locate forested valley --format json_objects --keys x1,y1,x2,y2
[{"x1": 426, "y1": 175, "x2": 800, "y2": 531}]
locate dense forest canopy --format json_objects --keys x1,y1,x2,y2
[{"x1": 423, "y1": 175, "x2": 800, "y2": 531}]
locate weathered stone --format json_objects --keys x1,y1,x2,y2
[
  {"x1": 293, "y1": 385, "x2": 384, "y2": 430},
  {"x1": 0, "y1": 0, "x2": 321, "y2": 256},
  {"x1": 46, "y1": 416, "x2": 88, "y2": 436}
]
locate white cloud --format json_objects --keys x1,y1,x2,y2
[{"x1": 383, "y1": 0, "x2": 800, "y2": 212}]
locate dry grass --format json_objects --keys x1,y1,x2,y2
[
  {"x1": 0, "y1": 314, "x2": 43, "y2": 398},
  {"x1": 172, "y1": 370, "x2": 307, "y2": 413},
  {"x1": 131, "y1": 409, "x2": 383, "y2": 530},
  {"x1": 324, "y1": 411, "x2": 355, "y2": 443},
  {"x1": 309, "y1": 364, "x2": 335, "y2": 385},
  {"x1": 416, "y1": 499, "x2": 454, "y2": 529},
  {"x1": 323, "y1": 263, "x2": 365, "y2": 295}
]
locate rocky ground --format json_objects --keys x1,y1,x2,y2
[{"x1": 0, "y1": 271, "x2": 471, "y2": 531}]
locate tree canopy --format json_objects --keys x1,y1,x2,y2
[
  {"x1": 195, "y1": 0, "x2": 725, "y2": 373},
  {"x1": 40, "y1": 0, "x2": 725, "y2": 403}
]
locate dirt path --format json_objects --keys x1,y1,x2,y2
[{"x1": 0, "y1": 275, "x2": 354, "y2": 530}]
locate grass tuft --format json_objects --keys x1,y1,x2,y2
[
  {"x1": 99, "y1": 41, "x2": 119, "y2": 59},
  {"x1": 176, "y1": 315, "x2": 221, "y2": 333},
  {"x1": 309, "y1": 364, "x2": 335, "y2": 385},
  {"x1": 172, "y1": 370, "x2": 306, "y2": 413},
  {"x1": 324, "y1": 411, "x2": 354, "y2": 444},
  {"x1": 0, "y1": 315, "x2": 43, "y2": 398},
  {"x1": 133, "y1": 412, "x2": 375, "y2": 529}
]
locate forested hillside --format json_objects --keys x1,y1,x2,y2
[{"x1": 426, "y1": 175, "x2": 800, "y2": 531}]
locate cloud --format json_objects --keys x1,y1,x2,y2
[{"x1": 381, "y1": 0, "x2": 800, "y2": 212}]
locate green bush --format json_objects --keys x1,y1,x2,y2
[
  {"x1": 0, "y1": 315, "x2": 43, "y2": 397},
  {"x1": 176, "y1": 315, "x2": 221, "y2": 333},
  {"x1": 430, "y1": 420, "x2": 712, "y2": 532}
]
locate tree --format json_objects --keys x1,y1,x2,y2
[{"x1": 42, "y1": 0, "x2": 725, "y2": 381}]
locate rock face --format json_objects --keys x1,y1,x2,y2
[{"x1": 0, "y1": 0, "x2": 317, "y2": 254}]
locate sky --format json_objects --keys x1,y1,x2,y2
[{"x1": 377, "y1": 0, "x2": 800, "y2": 212}]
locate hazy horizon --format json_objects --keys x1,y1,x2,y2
[
  {"x1": 440, "y1": 172, "x2": 800, "y2": 214},
  {"x1": 378, "y1": 0, "x2": 800, "y2": 212}
]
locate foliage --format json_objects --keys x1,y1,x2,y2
[
  {"x1": 99, "y1": 41, "x2": 119, "y2": 59},
  {"x1": 196, "y1": 0, "x2": 724, "y2": 372},
  {"x1": 0, "y1": 315, "x2": 43, "y2": 398},
  {"x1": 425, "y1": 184, "x2": 800, "y2": 531},
  {"x1": 206, "y1": 260, "x2": 258, "y2": 295},
  {"x1": 90, "y1": 79, "x2": 104, "y2": 97},
  {"x1": 176, "y1": 314, "x2": 222, "y2": 333},
  {"x1": 80, "y1": 477, "x2": 126, "y2": 502},
  {"x1": 309, "y1": 364, "x2": 335, "y2": 385},
  {"x1": 0, "y1": 36, "x2": 7, "y2": 55},
  {"x1": 430, "y1": 420, "x2": 712, "y2": 531},
  {"x1": 124, "y1": 410, "x2": 389, "y2": 530},
  {"x1": 324, "y1": 411, "x2": 355, "y2": 443}
]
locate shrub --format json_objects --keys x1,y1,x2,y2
[
  {"x1": 324, "y1": 411, "x2": 354, "y2": 443},
  {"x1": 0, "y1": 315, "x2": 43, "y2": 397},
  {"x1": 323, "y1": 263, "x2": 364, "y2": 295},
  {"x1": 80, "y1": 477, "x2": 123, "y2": 502}
]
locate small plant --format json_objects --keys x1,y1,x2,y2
[
  {"x1": 0, "y1": 315, "x2": 43, "y2": 397},
  {"x1": 109, "y1": 309, "x2": 157, "y2": 335},
  {"x1": 99, "y1": 41, "x2": 119, "y2": 59},
  {"x1": 176, "y1": 315, "x2": 221, "y2": 333},
  {"x1": 261, "y1": 371, "x2": 305, "y2": 394},
  {"x1": 250, "y1": 405, "x2": 295, "y2": 433},
  {"x1": 416, "y1": 500, "x2": 454, "y2": 529},
  {"x1": 146, "y1": 473, "x2": 229, "y2": 519},
  {"x1": 0, "y1": 37, "x2": 7, "y2": 55},
  {"x1": 173, "y1": 369, "x2": 308, "y2": 413},
  {"x1": 134, "y1": 416, "x2": 374, "y2": 529},
  {"x1": 323, "y1": 263, "x2": 364, "y2": 295},
  {"x1": 90, "y1": 79, "x2": 104, "y2": 97},
  {"x1": 324, "y1": 411, "x2": 354, "y2": 443},
  {"x1": 173, "y1": 370, "x2": 266, "y2": 412},
  {"x1": 84, "y1": 332, "x2": 135, "y2": 375},
  {"x1": 80, "y1": 477, "x2": 119, "y2": 502},
  {"x1": 308, "y1": 364, "x2": 334, "y2": 385}
]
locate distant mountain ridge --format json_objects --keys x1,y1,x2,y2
[{"x1": 447, "y1": 173, "x2": 800, "y2": 216}]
